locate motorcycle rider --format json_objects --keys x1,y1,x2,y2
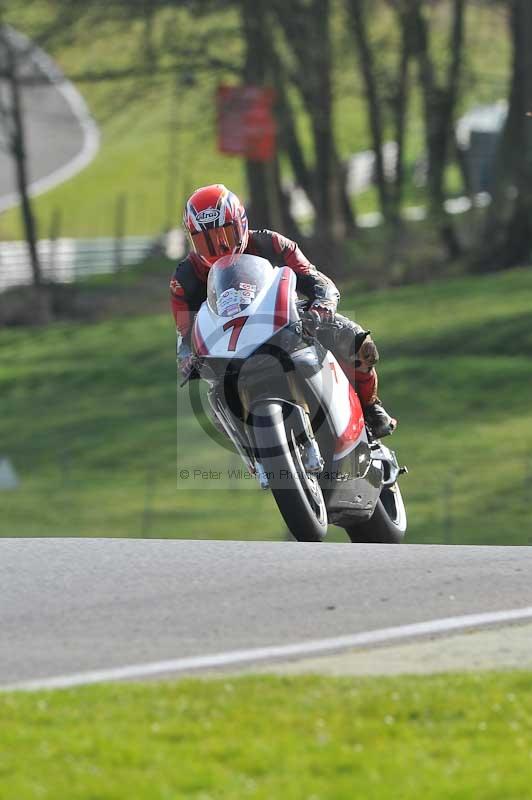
[{"x1": 170, "y1": 183, "x2": 396, "y2": 438}]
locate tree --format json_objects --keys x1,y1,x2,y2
[
  {"x1": 479, "y1": 0, "x2": 532, "y2": 268},
  {"x1": 398, "y1": 0, "x2": 466, "y2": 257},
  {"x1": 387, "y1": 1, "x2": 411, "y2": 217},
  {"x1": 239, "y1": 0, "x2": 282, "y2": 231},
  {"x1": 0, "y1": 0, "x2": 239, "y2": 277},
  {"x1": 0, "y1": 24, "x2": 42, "y2": 288},
  {"x1": 271, "y1": 0, "x2": 356, "y2": 249},
  {"x1": 348, "y1": 0, "x2": 392, "y2": 222},
  {"x1": 347, "y1": 0, "x2": 414, "y2": 225}
]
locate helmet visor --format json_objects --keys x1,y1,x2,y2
[{"x1": 189, "y1": 223, "x2": 242, "y2": 261}]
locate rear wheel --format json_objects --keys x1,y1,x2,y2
[
  {"x1": 345, "y1": 482, "x2": 406, "y2": 544},
  {"x1": 253, "y1": 401, "x2": 327, "y2": 542}
]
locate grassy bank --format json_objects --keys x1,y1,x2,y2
[
  {"x1": 1, "y1": 671, "x2": 531, "y2": 799},
  {"x1": 2, "y1": 264, "x2": 532, "y2": 543}
]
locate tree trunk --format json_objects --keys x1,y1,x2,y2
[
  {"x1": 390, "y1": 9, "x2": 411, "y2": 220},
  {"x1": 271, "y1": 0, "x2": 351, "y2": 244},
  {"x1": 308, "y1": 0, "x2": 338, "y2": 243},
  {"x1": 348, "y1": 0, "x2": 391, "y2": 222},
  {"x1": 479, "y1": 0, "x2": 532, "y2": 268},
  {"x1": 401, "y1": 0, "x2": 465, "y2": 258},
  {"x1": 272, "y1": 154, "x2": 303, "y2": 241},
  {"x1": 240, "y1": 0, "x2": 281, "y2": 230},
  {"x1": 1, "y1": 29, "x2": 42, "y2": 288},
  {"x1": 335, "y1": 152, "x2": 357, "y2": 238},
  {"x1": 269, "y1": 41, "x2": 313, "y2": 202}
]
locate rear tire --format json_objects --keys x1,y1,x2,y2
[
  {"x1": 346, "y1": 483, "x2": 407, "y2": 544},
  {"x1": 253, "y1": 401, "x2": 328, "y2": 542}
]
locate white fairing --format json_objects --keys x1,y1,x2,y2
[
  {"x1": 194, "y1": 266, "x2": 297, "y2": 358},
  {"x1": 193, "y1": 257, "x2": 365, "y2": 461},
  {"x1": 307, "y1": 352, "x2": 356, "y2": 438}
]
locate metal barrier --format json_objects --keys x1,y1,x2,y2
[{"x1": 0, "y1": 235, "x2": 158, "y2": 292}]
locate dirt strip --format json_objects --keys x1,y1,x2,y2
[{"x1": 245, "y1": 623, "x2": 532, "y2": 676}]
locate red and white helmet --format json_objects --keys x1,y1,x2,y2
[{"x1": 183, "y1": 184, "x2": 249, "y2": 266}]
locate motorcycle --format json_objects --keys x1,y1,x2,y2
[{"x1": 184, "y1": 252, "x2": 407, "y2": 543}]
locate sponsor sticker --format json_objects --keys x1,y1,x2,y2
[
  {"x1": 239, "y1": 282, "x2": 256, "y2": 305},
  {"x1": 217, "y1": 288, "x2": 241, "y2": 316},
  {"x1": 197, "y1": 208, "x2": 220, "y2": 224}
]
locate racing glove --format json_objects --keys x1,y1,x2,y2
[
  {"x1": 308, "y1": 276, "x2": 339, "y2": 325},
  {"x1": 308, "y1": 299, "x2": 337, "y2": 324},
  {"x1": 177, "y1": 340, "x2": 194, "y2": 379}
]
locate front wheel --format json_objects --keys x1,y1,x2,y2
[
  {"x1": 252, "y1": 400, "x2": 328, "y2": 542},
  {"x1": 345, "y1": 482, "x2": 407, "y2": 544}
]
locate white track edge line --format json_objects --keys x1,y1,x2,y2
[
  {"x1": 0, "y1": 26, "x2": 100, "y2": 214},
  {"x1": 4, "y1": 606, "x2": 532, "y2": 692}
]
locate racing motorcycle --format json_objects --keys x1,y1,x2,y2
[{"x1": 184, "y1": 253, "x2": 407, "y2": 543}]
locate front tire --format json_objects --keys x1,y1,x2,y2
[
  {"x1": 345, "y1": 482, "x2": 407, "y2": 544},
  {"x1": 253, "y1": 401, "x2": 328, "y2": 542}
]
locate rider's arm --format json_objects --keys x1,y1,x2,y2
[
  {"x1": 169, "y1": 256, "x2": 207, "y2": 343},
  {"x1": 250, "y1": 229, "x2": 340, "y2": 306},
  {"x1": 170, "y1": 276, "x2": 192, "y2": 342}
]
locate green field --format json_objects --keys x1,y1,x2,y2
[
  {"x1": 2, "y1": 262, "x2": 532, "y2": 544},
  {"x1": 0, "y1": 2, "x2": 510, "y2": 240},
  {"x1": 1, "y1": 671, "x2": 531, "y2": 799}
]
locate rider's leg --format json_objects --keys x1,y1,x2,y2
[
  {"x1": 338, "y1": 358, "x2": 396, "y2": 439},
  {"x1": 325, "y1": 314, "x2": 397, "y2": 438}
]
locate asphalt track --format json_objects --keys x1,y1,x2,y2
[
  {"x1": 1, "y1": 538, "x2": 532, "y2": 689},
  {"x1": 0, "y1": 27, "x2": 99, "y2": 213}
]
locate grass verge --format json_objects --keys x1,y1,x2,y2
[
  {"x1": 2, "y1": 263, "x2": 532, "y2": 543},
  {"x1": 1, "y1": 671, "x2": 531, "y2": 799}
]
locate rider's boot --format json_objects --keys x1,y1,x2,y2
[{"x1": 363, "y1": 400, "x2": 397, "y2": 439}]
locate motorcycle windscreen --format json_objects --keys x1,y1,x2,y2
[{"x1": 207, "y1": 253, "x2": 274, "y2": 317}]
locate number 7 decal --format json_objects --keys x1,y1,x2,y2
[{"x1": 223, "y1": 316, "x2": 248, "y2": 351}]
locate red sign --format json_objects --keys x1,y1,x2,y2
[{"x1": 217, "y1": 85, "x2": 276, "y2": 162}]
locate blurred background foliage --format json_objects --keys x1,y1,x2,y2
[{"x1": 0, "y1": 0, "x2": 524, "y2": 277}]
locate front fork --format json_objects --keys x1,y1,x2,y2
[
  {"x1": 208, "y1": 378, "x2": 325, "y2": 490},
  {"x1": 286, "y1": 373, "x2": 324, "y2": 474},
  {"x1": 248, "y1": 398, "x2": 325, "y2": 488},
  {"x1": 206, "y1": 385, "x2": 256, "y2": 475}
]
